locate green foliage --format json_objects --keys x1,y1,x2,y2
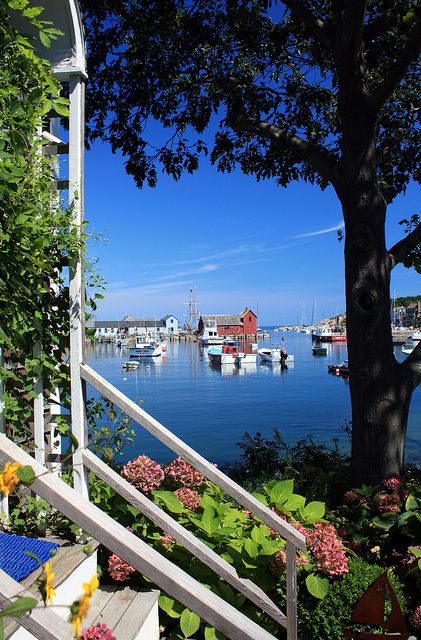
[
  {"x1": 86, "y1": 396, "x2": 137, "y2": 463},
  {"x1": 229, "y1": 429, "x2": 350, "y2": 506},
  {"x1": 297, "y1": 558, "x2": 405, "y2": 640}
]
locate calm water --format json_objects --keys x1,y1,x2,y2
[{"x1": 86, "y1": 331, "x2": 421, "y2": 466}]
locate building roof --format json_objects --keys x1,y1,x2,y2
[
  {"x1": 239, "y1": 307, "x2": 257, "y2": 318},
  {"x1": 162, "y1": 314, "x2": 177, "y2": 321},
  {"x1": 200, "y1": 314, "x2": 242, "y2": 326},
  {"x1": 94, "y1": 319, "x2": 165, "y2": 329}
]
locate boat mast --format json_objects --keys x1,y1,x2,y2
[{"x1": 184, "y1": 287, "x2": 200, "y2": 331}]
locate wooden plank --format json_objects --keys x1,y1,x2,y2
[
  {"x1": 83, "y1": 449, "x2": 287, "y2": 627},
  {"x1": 112, "y1": 590, "x2": 159, "y2": 640},
  {"x1": 68, "y1": 76, "x2": 89, "y2": 500},
  {"x1": 82, "y1": 585, "x2": 117, "y2": 628},
  {"x1": 89, "y1": 585, "x2": 135, "y2": 630},
  {"x1": 0, "y1": 569, "x2": 73, "y2": 640},
  {"x1": 286, "y1": 541, "x2": 297, "y2": 640},
  {"x1": 80, "y1": 363, "x2": 306, "y2": 551},
  {"x1": 0, "y1": 435, "x2": 278, "y2": 640}
]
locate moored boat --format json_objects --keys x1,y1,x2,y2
[
  {"x1": 208, "y1": 342, "x2": 241, "y2": 365},
  {"x1": 312, "y1": 345, "x2": 327, "y2": 355},
  {"x1": 328, "y1": 360, "x2": 349, "y2": 376},
  {"x1": 122, "y1": 361, "x2": 140, "y2": 370},
  {"x1": 129, "y1": 336, "x2": 166, "y2": 358},
  {"x1": 312, "y1": 326, "x2": 347, "y2": 342},
  {"x1": 258, "y1": 347, "x2": 294, "y2": 364}
]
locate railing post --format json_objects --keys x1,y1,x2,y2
[
  {"x1": 33, "y1": 322, "x2": 45, "y2": 466},
  {"x1": 286, "y1": 541, "x2": 297, "y2": 640},
  {"x1": 68, "y1": 74, "x2": 88, "y2": 499},
  {"x1": 0, "y1": 348, "x2": 8, "y2": 518}
]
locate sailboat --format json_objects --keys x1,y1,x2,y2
[{"x1": 343, "y1": 573, "x2": 408, "y2": 639}]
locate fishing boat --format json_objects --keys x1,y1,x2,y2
[
  {"x1": 312, "y1": 345, "x2": 327, "y2": 356},
  {"x1": 328, "y1": 360, "x2": 349, "y2": 376},
  {"x1": 343, "y1": 572, "x2": 408, "y2": 639},
  {"x1": 198, "y1": 319, "x2": 225, "y2": 345},
  {"x1": 312, "y1": 326, "x2": 347, "y2": 342},
  {"x1": 402, "y1": 344, "x2": 415, "y2": 355},
  {"x1": 129, "y1": 336, "x2": 166, "y2": 358},
  {"x1": 235, "y1": 352, "x2": 258, "y2": 365},
  {"x1": 258, "y1": 347, "x2": 294, "y2": 364},
  {"x1": 208, "y1": 342, "x2": 240, "y2": 365}
]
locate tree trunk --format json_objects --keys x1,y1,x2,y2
[{"x1": 343, "y1": 190, "x2": 413, "y2": 486}]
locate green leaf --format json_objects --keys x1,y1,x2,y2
[
  {"x1": 300, "y1": 501, "x2": 325, "y2": 523},
  {"x1": 305, "y1": 573, "x2": 329, "y2": 599},
  {"x1": 158, "y1": 595, "x2": 182, "y2": 618},
  {"x1": 16, "y1": 466, "x2": 35, "y2": 485},
  {"x1": 23, "y1": 551, "x2": 43, "y2": 566},
  {"x1": 259, "y1": 540, "x2": 283, "y2": 556},
  {"x1": 180, "y1": 608, "x2": 201, "y2": 638},
  {"x1": 39, "y1": 31, "x2": 51, "y2": 48},
  {"x1": 244, "y1": 538, "x2": 259, "y2": 558},
  {"x1": 0, "y1": 616, "x2": 3, "y2": 640},
  {"x1": 251, "y1": 492, "x2": 268, "y2": 506},
  {"x1": 405, "y1": 494, "x2": 418, "y2": 511},
  {"x1": 205, "y1": 625, "x2": 225, "y2": 640},
  {"x1": 153, "y1": 491, "x2": 184, "y2": 513},
  {"x1": 126, "y1": 505, "x2": 141, "y2": 518},
  {"x1": 0, "y1": 597, "x2": 38, "y2": 617},
  {"x1": 408, "y1": 546, "x2": 421, "y2": 558},
  {"x1": 68, "y1": 432, "x2": 79, "y2": 451},
  {"x1": 269, "y1": 480, "x2": 294, "y2": 507},
  {"x1": 284, "y1": 494, "x2": 306, "y2": 511}
]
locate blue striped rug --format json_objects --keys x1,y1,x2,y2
[{"x1": 0, "y1": 533, "x2": 60, "y2": 581}]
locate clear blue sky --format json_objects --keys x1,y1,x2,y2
[{"x1": 85, "y1": 141, "x2": 419, "y2": 326}]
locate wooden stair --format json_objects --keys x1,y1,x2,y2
[{"x1": 83, "y1": 586, "x2": 159, "y2": 640}]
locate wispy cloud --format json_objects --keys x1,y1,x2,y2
[
  {"x1": 155, "y1": 263, "x2": 219, "y2": 282},
  {"x1": 173, "y1": 245, "x2": 250, "y2": 265},
  {"x1": 293, "y1": 221, "x2": 344, "y2": 239}
]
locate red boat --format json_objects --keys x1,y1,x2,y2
[{"x1": 312, "y1": 326, "x2": 347, "y2": 342}]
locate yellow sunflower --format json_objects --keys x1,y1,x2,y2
[
  {"x1": 0, "y1": 461, "x2": 22, "y2": 496},
  {"x1": 40, "y1": 561, "x2": 56, "y2": 606},
  {"x1": 70, "y1": 575, "x2": 99, "y2": 639}
]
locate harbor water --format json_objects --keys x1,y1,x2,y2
[{"x1": 86, "y1": 331, "x2": 421, "y2": 466}]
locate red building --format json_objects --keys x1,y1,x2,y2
[{"x1": 198, "y1": 308, "x2": 257, "y2": 337}]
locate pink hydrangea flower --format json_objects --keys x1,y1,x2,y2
[
  {"x1": 270, "y1": 549, "x2": 308, "y2": 573},
  {"x1": 108, "y1": 553, "x2": 136, "y2": 581},
  {"x1": 81, "y1": 624, "x2": 116, "y2": 640},
  {"x1": 159, "y1": 533, "x2": 176, "y2": 550},
  {"x1": 382, "y1": 476, "x2": 401, "y2": 491},
  {"x1": 165, "y1": 457, "x2": 205, "y2": 488},
  {"x1": 306, "y1": 523, "x2": 348, "y2": 576},
  {"x1": 402, "y1": 545, "x2": 421, "y2": 569},
  {"x1": 374, "y1": 492, "x2": 401, "y2": 513},
  {"x1": 121, "y1": 455, "x2": 164, "y2": 492},
  {"x1": 174, "y1": 487, "x2": 200, "y2": 510},
  {"x1": 410, "y1": 606, "x2": 421, "y2": 629},
  {"x1": 343, "y1": 490, "x2": 361, "y2": 505}
]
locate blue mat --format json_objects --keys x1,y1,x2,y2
[{"x1": 0, "y1": 533, "x2": 60, "y2": 581}]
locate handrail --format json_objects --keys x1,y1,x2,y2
[
  {"x1": 80, "y1": 363, "x2": 305, "y2": 550},
  {"x1": 83, "y1": 448, "x2": 287, "y2": 627},
  {"x1": 0, "y1": 435, "x2": 279, "y2": 640}
]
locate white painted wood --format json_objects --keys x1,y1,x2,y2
[
  {"x1": 0, "y1": 569, "x2": 72, "y2": 640},
  {"x1": 80, "y1": 363, "x2": 306, "y2": 551},
  {"x1": 68, "y1": 76, "x2": 88, "y2": 499},
  {"x1": 83, "y1": 449, "x2": 287, "y2": 627},
  {"x1": 33, "y1": 327, "x2": 45, "y2": 467},
  {"x1": 0, "y1": 436, "x2": 279, "y2": 640},
  {"x1": 112, "y1": 590, "x2": 159, "y2": 640},
  {"x1": 286, "y1": 541, "x2": 297, "y2": 640},
  {"x1": 0, "y1": 348, "x2": 8, "y2": 518}
]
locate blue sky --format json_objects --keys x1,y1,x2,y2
[{"x1": 85, "y1": 141, "x2": 419, "y2": 326}]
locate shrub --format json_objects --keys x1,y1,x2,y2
[{"x1": 297, "y1": 557, "x2": 405, "y2": 640}]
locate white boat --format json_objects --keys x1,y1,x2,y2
[
  {"x1": 129, "y1": 336, "x2": 166, "y2": 358},
  {"x1": 122, "y1": 361, "x2": 140, "y2": 370},
  {"x1": 402, "y1": 345, "x2": 414, "y2": 355},
  {"x1": 235, "y1": 352, "x2": 257, "y2": 365},
  {"x1": 199, "y1": 319, "x2": 225, "y2": 345},
  {"x1": 258, "y1": 347, "x2": 294, "y2": 363},
  {"x1": 312, "y1": 326, "x2": 347, "y2": 342},
  {"x1": 410, "y1": 330, "x2": 421, "y2": 342}
]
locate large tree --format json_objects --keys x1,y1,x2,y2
[{"x1": 81, "y1": 0, "x2": 421, "y2": 486}]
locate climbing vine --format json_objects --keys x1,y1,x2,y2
[{"x1": 0, "y1": 0, "x2": 82, "y2": 439}]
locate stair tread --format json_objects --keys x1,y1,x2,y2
[{"x1": 85, "y1": 586, "x2": 159, "y2": 639}]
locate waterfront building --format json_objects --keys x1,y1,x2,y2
[
  {"x1": 197, "y1": 308, "x2": 257, "y2": 338},
  {"x1": 94, "y1": 314, "x2": 179, "y2": 339}
]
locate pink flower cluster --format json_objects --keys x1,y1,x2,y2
[
  {"x1": 121, "y1": 455, "x2": 164, "y2": 493},
  {"x1": 80, "y1": 624, "x2": 116, "y2": 640},
  {"x1": 306, "y1": 523, "x2": 348, "y2": 576},
  {"x1": 402, "y1": 545, "x2": 421, "y2": 569},
  {"x1": 373, "y1": 492, "x2": 401, "y2": 513},
  {"x1": 271, "y1": 549, "x2": 309, "y2": 573},
  {"x1": 382, "y1": 476, "x2": 401, "y2": 491},
  {"x1": 165, "y1": 457, "x2": 205, "y2": 488},
  {"x1": 174, "y1": 487, "x2": 200, "y2": 510},
  {"x1": 159, "y1": 533, "x2": 176, "y2": 550},
  {"x1": 108, "y1": 553, "x2": 136, "y2": 581},
  {"x1": 343, "y1": 490, "x2": 361, "y2": 505},
  {"x1": 410, "y1": 605, "x2": 421, "y2": 629}
]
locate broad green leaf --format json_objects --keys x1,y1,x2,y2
[
  {"x1": 205, "y1": 625, "x2": 225, "y2": 640},
  {"x1": 153, "y1": 491, "x2": 184, "y2": 513},
  {"x1": 405, "y1": 494, "x2": 418, "y2": 511},
  {"x1": 126, "y1": 505, "x2": 141, "y2": 518},
  {"x1": 68, "y1": 432, "x2": 79, "y2": 451},
  {"x1": 251, "y1": 525, "x2": 267, "y2": 545},
  {"x1": 244, "y1": 538, "x2": 259, "y2": 558},
  {"x1": 408, "y1": 546, "x2": 421, "y2": 557},
  {"x1": 259, "y1": 540, "x2": 283, "y2": 556},
  {"x1": 300, "y1": 501, "x2": 325, "y2": 523},
  {"x1": 23, "y1": 551, "x2": 42, "y2": 566},
  {"x1": 39, "y1": 31, "x2": 51, "y2": 48},
  {"x1": 158, "y1": 595, "x2": 182, "y2": 618},
  {"x1": 269, "y1": 480, "x2": 294, "y2": 507},
  {"x1": 305, "y1": 573, "x2": 329, "y2": 599},
  {"x1": 251, "y1": 492, "x2": 268, "y2": 506},
  {"x1": 0, "y1": 597, "x2": 38, "y2": 617},
  {"x1": 284, "y1": 494, "x2": 306, "y2": 511},
  {"x1": 180, "y1": 608, "x2": 200, "y2": 638},
  {"x1": 16, "y1": 466, "x2": 35, "y2": 485},
  {"x1": 202, "y1": 507, "x2": 219, "y2": 535},
  {"x1": 200, "y1": 494, "x2": 219, "y2": 510}
]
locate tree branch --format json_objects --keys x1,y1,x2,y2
[
  {"x1": 238, "y1": 118, "x2": 344, "y2": 192},
  {"x1": 282, "y1": 0, "x2": 330, "y2": 47},
  {"x1": 367, "y1": 16, "x2": 421, "y2": 113},
  {"x1": 363, "y1": 14, "x2": 397, "y2": 41},
  {"x1": 388, "y1": 222, "x2": 421, "y2": 269}
]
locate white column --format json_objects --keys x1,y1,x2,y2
[
  {"x1": 0, "y1": 348, "x2": 8, "y2": 517},
  {"x1": 68, "y1": 75, "x2": 89, "y2": 499},
  {"x1": 33, "y1": 325, "x2": 45, "y2": 466}
]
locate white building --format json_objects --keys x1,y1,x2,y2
[{"x1": 94, "y1": 315, "x2": 179, "y2": 339}]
